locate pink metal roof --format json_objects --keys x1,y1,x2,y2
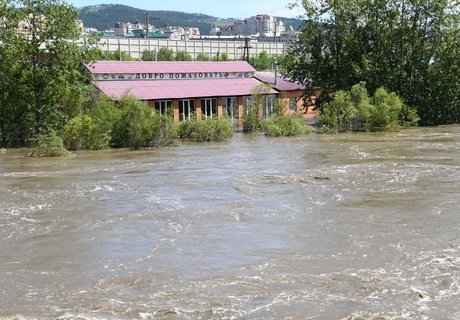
[
  {"x1": 94, "y1": 78, "x2": 278, "y2": 100},
  {"x1": 87, "y1": 61, "x2": 256, "y2": 74},
  {"x1": 254, "y1": 72, "x2": 305, "y2": 91}
]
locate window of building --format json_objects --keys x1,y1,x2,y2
[
  {"x1": 201, "y1": 98, "x2": 217, "y2": 119},
  {"x1": 243, "y1": 96, "x2": 254, "y2": 115},
  {"x1": 154, "y1": 100, "x2": 172, "y2": 115},
  {"x1": 223, "y1": 97, "x2": 238, "y2": 120},
  {"x1": 289, "y1": 97, "x2": 297, "y2": 112},
  {"x1": 263, "y1": 95, "x2": 276, "y2": 118},
  {"x1": 179, "y1": 99, "x2": 195, "y2": 121}
]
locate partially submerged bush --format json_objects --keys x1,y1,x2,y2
[
  {"x1": 317, "y1": 82, "x2": 419, "y2": 133},
  {"x1": 111, "y1": 96, "x2": 178, "y2": 149},
  {"x1": 178, "y1": 117, "x2": 233, "y2": 142},
  {"x1": 63, "y1": 94, "x2": 121, "y2": 150},
  {"x1": 243, "y1": 102, "x2": 264, "y2": 133},
  {"x1": 29, "y1": 131, "x2": 72, "y2": 157},
  {"x1": 265, "y1": 114, "x2": 311, "y2": 136}
]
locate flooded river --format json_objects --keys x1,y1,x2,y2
[{"x1": 0, "y1": 126, "x2": 459, "y2": 320}]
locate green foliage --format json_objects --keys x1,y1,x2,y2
[
  {"x1": 141, "y1": 49, "x2": 155, "y2": 61},
  {"x1": 284, "y1": 0, "x2": 460, "y2": 125},
  {"x1": 243, "y1": 102, "x2": 264, "y2": 133},
  {"x1": 317, "y1": 83, "x2": 418, "y2": 133},
  {"x1": 29, "y1": 131, "x2": 72, "y2": 157},
  {"x1": 196, "y1": 52, "x2": 210, "y2": 61},
  {"x1": 249, "y1": 51, "x2": 273, "y2": 71},
  {"x1": 177, "y1": 117, "x2": 233, "y2": 142},
  {"x1": 175, "y1": 51, "x2": 192, "y2": 61},
  {"x1": 212, "y1": 52, "x2": 229, "y2": 61},
  {"x1": 243, "y1": 84, "x2": 273, "y2": 132},
  {"x1": 264, "y1": 114, "x2": 311, "y2": 137},
  {"x1": 157, "y1": 47, "x2": 174, "y2": 61},
  {"x1": 0, "y1": 0, "x2": 95, "y2": 146},
  {"x1": 111, "y1": 96, "x2": 177, "y2": 149},
  {"x1": 62, "y1": 94, "x2": 121, "y2": 150}
]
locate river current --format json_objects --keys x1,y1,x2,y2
[{"x1": 0, "y1": 126, "x2": 459, "y2": 320}]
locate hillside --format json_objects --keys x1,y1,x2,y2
[{"x1": 78, "y1": 4, "x2": 303, "y2": 34}]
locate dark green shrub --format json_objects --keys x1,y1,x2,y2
[
  {"x1": 63, "y1": 94, "x2": 120, "y2": 150},
  {"x1": 62, "y1": 114, "x2": 95, "y2": 150},
  {"x1": 243, "y1": 101, "x2": 263, "y2": 133},
  {"x1": 29, "y1": 131, "x2": 72, "y2": 157},
  {"x1": 196, "y1": 52, "x2": 209, "y2": 61},
  {"x1": 111, "y1": 96, "x2": 177, "y2": 149},
  {"x1": 265, "y1": 114, "x2": 311, "y2": 136},
  {"x1": 317, "y1": 90, "x2": 355, "y2": 132},
  {"x1": 157, "y1": 47, "x2": 174, "y2": 61},
  {"x1": 178, "y1": 117, "x2": 233, "y2": 142},
  {"x1": 175, "y1": 51, "x2": 192, "y2": 61},
  {"x1": 317, "y1": 83, "x2": 418, "y2": 133}
]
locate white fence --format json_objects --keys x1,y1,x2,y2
[{"x1": 82, "y1": 37, "x2": 287, "y2": 60}]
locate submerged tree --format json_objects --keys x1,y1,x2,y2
[
  {"x1": 284, "y1": 0, "x2": 460, "y2": 125},
  {"x1": 0, "y1": 0, "x2": 96, "y2": 146}
]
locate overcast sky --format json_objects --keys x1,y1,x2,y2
[{"x1": 68, "y1": 0, "x2": 305, "y2": 19}]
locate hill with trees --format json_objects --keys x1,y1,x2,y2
[{"x1": 77, "y1": 4, "x2": 303, "y2": 34}]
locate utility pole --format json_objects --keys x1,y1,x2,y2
[{"x1": 238, "y1": 37, "x2": 252, "y2": 62}]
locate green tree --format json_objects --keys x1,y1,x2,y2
[
  {"x1": 285, "y1": 0, "x2": 460, "y2": 125},
  {"x1": 0, "y1": 0, "x2": 94, "y2": 146},
  {"x1": 249, "y1": 51, "x2": 273, "y2": 71},
  {"x1": 0, "y1": 0, "x2": 24, "y2": 146},
  {"x1": 157, "y1": 47, "x2": 174, "y2": 61}
]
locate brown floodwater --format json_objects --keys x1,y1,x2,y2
[{"x1": 0, "y1": 126, "x2": 459, "y2": 320}]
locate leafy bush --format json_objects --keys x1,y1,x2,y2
[
  {"x1": 196, "y1": 52, "x2": 210, "y2": 61},
  {"x1": 141, "y1": 49, "x2": 155, "y2": 61},
  {"x1": 265, "y1": 114, "x2": 311, "y2": 136},
  {"x1": 62, "y1": 94, "x2": 121, "y2": 150},
  {"x1": 243, "y1": 102, "x2": 263, "y2": 133},
  {"x1": 178, "y1": 117, "x2": 233, "y2": 142},
  {"x1": 29, "y1": 131, "x2": 72, "y2": 157},
  {"x1": 317, "y1": 82, "x2": 418, "y2": 133},
  {"x1": 175, "y1": 51, "x2": 192, "y2": 61},
  {"x1": 157, "y1": 47, "x2": 174, "y2": 61},
  {"x1": 111, "y1": 96, "x2": 177, "y2": 149},
  {"x1": 243, "y1": 84, "x2": 273, "y2": 133},
  {"x1": 62, "y1": 115, "x2": 95, "y2": 150}
]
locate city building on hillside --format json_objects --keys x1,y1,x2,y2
[
  {"x1": 257, "y1": 26, "x2": 301, "y2": 43},
  {"x1": 103, "y1": 21, "x2": 200, "y2": 39},
  {"x1": 220, "y1": 14, "x2": 285, "y2": 37},
  {"x1": 86, "y1": 61, "x2": 316, "y2": 125}
]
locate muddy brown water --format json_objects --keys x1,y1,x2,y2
[{"x1": 0, "y1": 126, "x2": 459, "y2": 319}]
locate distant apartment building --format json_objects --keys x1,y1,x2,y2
[{"x1": 218, "y1": 14, "x2": 285, "y2": 37}]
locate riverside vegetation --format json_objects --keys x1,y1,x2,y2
[{"x1": 1, "y1": 0, "x2": 458, "y2": 156}]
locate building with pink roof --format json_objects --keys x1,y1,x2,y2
[{"x1": 86, "y1": 61, "x2": 313, "y2": 123}]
